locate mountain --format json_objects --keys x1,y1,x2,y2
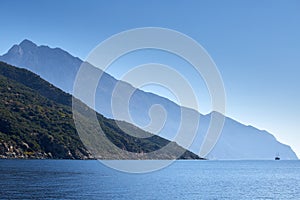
[
  {"x1": 0, "y1": 39, "x2": 81, "y2": 93},
  {"x1": 0, "y1": 40, "x2": 298, "y2": 160},
  {"x1": 0, "y1": 61, "x2": 201, "y2": 160}
]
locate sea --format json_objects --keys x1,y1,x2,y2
[{"x1": 0, "y1": 160, "x2": 299, "y2": 200}]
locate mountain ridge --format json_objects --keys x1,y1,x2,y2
[
  {"x1": 1, "y1": 39, "x2": 297, "y2": 160},
  {"x1": 0, "y1": 61, "x2": 201, "y2": 160}
]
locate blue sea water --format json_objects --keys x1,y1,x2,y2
[{"x1": 0, "y1": 160, "x2": 299, "y2": 200}]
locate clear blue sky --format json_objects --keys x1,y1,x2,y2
[{"x1": 1, "y1": 0, "x2": 299, "y2": 157}]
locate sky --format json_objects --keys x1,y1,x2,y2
[{"x1": 1, "y1": 0, "x2": 299, "y2": 157}]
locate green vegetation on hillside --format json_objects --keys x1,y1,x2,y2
[{"x1": 0, "y1": 61, "x2": 201, "y2": 160}]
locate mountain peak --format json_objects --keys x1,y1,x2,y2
[{"x1": 19, "y1": 39, "x2": 37, "y2": 49}]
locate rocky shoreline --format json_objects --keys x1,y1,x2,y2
[
  {"x1": 0, "y1": 141, "x2": 93, "y2": 160},
  {"x1": 0, "y1": 141, "x2": 205, "y2": 160}
]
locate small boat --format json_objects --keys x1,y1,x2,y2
[{"x1": 275, "y1": 153, "x2": 280, "y2": 160}]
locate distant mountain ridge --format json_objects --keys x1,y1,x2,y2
[
  {"x1": 1, "y1": 39, "x2": 81, "y2": 93},
  {"x1": 0, "y1": 39, "x2": 297, "y2": 160}
]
